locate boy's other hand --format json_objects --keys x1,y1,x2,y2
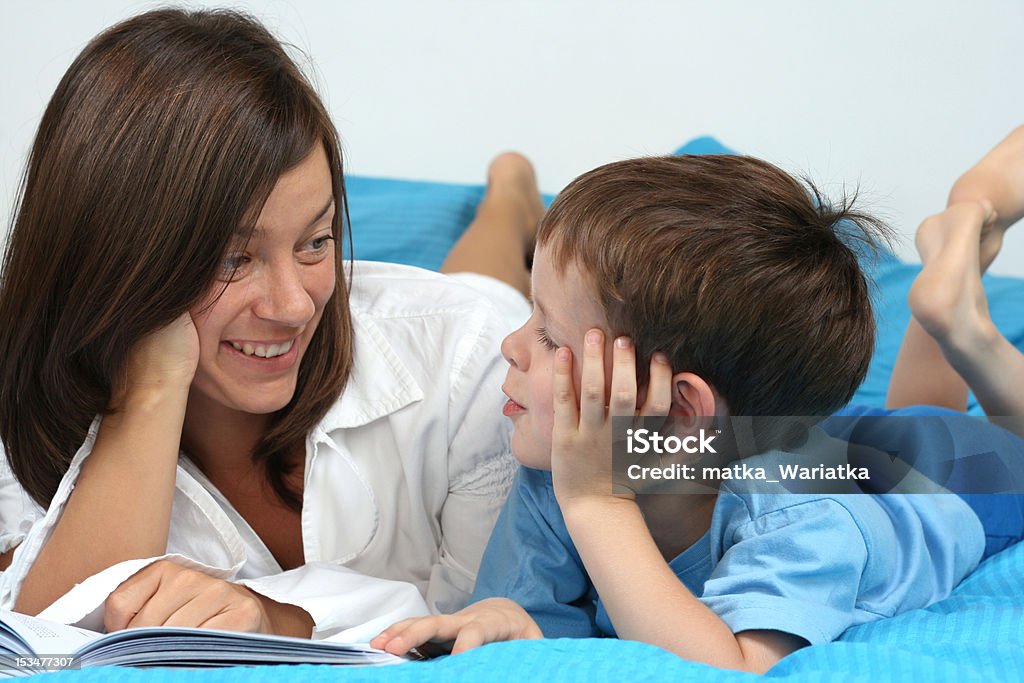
[{"x1": 370, "y1": 598, "x2": 542, "y2": 656}]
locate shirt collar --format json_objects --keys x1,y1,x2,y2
[{"x1": 315, "y1": 308, "x2": 424, "y2": 433}]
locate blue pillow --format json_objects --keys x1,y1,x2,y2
[
  {"x1": 672, "y1": 135, "x2": 735, "y2": 155},
  {"x1": 345, "y1": 176, "x2": 484, "y2": 271},
  {"x1": 345, "y1": 136, "x2": 732, "y2": 271},
  {"x1": 344, "y1": 138, "x2": 1024, "y2": 416}
]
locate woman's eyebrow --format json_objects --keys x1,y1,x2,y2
[
  {"x1": 233, "y1": 196, "x2": 335, "y2": 239},
  {"x1": 308, "y1": 195, "x2": 335, "y2": 227}
]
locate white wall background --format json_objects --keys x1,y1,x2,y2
[{"x1": 3, "y1": 0, "x2": 1024, "y2": 274}]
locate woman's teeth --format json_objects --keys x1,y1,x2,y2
[{"x1": 230, "y1": 339, "x2": 294, "y2": 358}]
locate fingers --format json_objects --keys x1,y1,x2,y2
[
  {"x1": 370, "y1": 618, "x2": 419, "y2": 653},
  {"x1": 578, "y1": 329, "x2": 607, "y2": 429},
  {"x1": 555, "y1": 328, "x2": 670, "y2": 427},
  {"x1": 105, "y1": 561, "x2": 264, "y2": 633},
  {"x1": 104, "y1": 563, "x2": 165, "y2": 632},
  {"x1": 451, "y1": 626, "x2": 487, "y2": 655},
  {"x1": 162, "y1": 584, "x2": 263, "y2": 633},
  {"x1": 372, "y1": 616, "x2": 464, "y2": 656},
  {"x1": 161, "y1": 594, "x2": 226, "y2": 630},
  {"x1": 552, "y1": 346, "x2": 579, "y2": 435},
  {"x1": 638, "y1": 352, "x2": 673, "y2": 418},
  {"x1": 197, "y1": 599, "x2": 264, "y2": 632},
  {"x1": 371, "y1": 600, "x2": 540, "y2": 657},
  {"x1": 124, "y1": 564, "x2": 210, "y2": 630},
  {"x1": 608, "y1": 336, "x2": 637, "y2": 418}
]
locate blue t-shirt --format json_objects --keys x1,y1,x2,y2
[{"x1": 471, "y1": 420, "x2": 989, "y2": 645}]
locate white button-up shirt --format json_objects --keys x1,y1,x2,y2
[{"x1": 0, "y1": 262, "x2": 526, "y2": 640}]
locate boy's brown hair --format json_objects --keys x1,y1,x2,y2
[{"x1": 539, "y1": 154, "x2": 888, "y2": 417}]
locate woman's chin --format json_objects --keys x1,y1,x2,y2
[{"x1": 188, "y1": 376, "x2": 298, "y2": 417}]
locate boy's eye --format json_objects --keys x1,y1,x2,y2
[{"x1": 535, "y1": 327, "x2": 558, "y2": 351}]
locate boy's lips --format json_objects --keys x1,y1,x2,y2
[
  {"x1": 502, "y1": 399, "x2": 526, "y2": 417},
  {"x1": 501, "y1": 386, "x2": 526, "y2": 416}
]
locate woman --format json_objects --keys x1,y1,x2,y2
[{"x1": 0, "y1": 8, "x2": 539, "y2": 640}]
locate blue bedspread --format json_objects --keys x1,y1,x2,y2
[
  {"x1": 40, "y1": 137, "x2": 1024, "y2": 680},
  {"x1": 39, "y1": 540, "x2": 1024, "y2": 681}
]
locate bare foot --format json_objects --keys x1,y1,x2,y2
[
  {"x1": 909, "y1": 201, "x2": 1000, "y2": 355},
  {"x1": 947, "y1": 124, "x2": 1024, "y2": 270},
  {"x1": 483, "y1": 152, "x2": 545, "y2": 258},
  {"x1": 439, "y1": 152, "x2": 543, "y2": 297}
]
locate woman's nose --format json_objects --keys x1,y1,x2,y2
[{"x1": 252, "y1": 262, "x2": 315, "y2": 326}]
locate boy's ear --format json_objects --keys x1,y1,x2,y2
[{"x1": 668, "y1": 372, "x2": 719, "y2": 432}]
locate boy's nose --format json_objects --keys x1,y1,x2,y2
[{"x1": 501, "y1": 325, "x2": 527, "y2": 369}]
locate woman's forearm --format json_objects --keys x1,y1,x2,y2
[{"x1": 15, "y1": 385, "x2": 187, "y2": 615}]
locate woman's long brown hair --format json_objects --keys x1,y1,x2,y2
[{"x1": 0, "y1": 8, "x2": 353, "y2": 511}]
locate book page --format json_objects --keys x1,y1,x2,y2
[
  {"x1": 0, "y1": 610, "x2": 98, "y2": 656},
  {"x1": 78, "y1": 626, "x2": 404, "y2": 667},
  {"x1": 1, "y1": 611, "x2": 406, "y2": 668}
]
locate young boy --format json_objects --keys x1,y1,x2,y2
[{"x1": 372, "y1": 151, "x2": 1022, "y2": 672}]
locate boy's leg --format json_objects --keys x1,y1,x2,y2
[{"x1": 440, "y1": 153, "x2": 544, "y2": 299}]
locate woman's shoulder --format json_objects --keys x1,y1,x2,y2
[
  {"x1": 346, "y1": 261, "x2": 499, "y2": 318},
  {"x1": 334, "y1": 262, "x2": 511, "y2": 412},
  {"x1": 344, "y1": 262, "x2": 518, "y2": 385}
]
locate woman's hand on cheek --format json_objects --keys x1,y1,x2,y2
[
  {"x1": 550, "y1": 329, "x2": 674, "y2": 511},
  {"x1": 114, "y1": 312, "x2": 200, "y2": 407},
  {"x1": 103, "y1": 560, "x2": 312, "y2": 637}
]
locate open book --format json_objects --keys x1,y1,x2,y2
[{"x1": 0, "y1": 609, "x2": 405, "y2": 675}]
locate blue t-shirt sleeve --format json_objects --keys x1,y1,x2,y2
[
  {"x1": 700, "y1": 493, "x2": 870, "y2": 645},
  {"x1": 469, "y1": 467, "x2": 600, "y2": 638}
]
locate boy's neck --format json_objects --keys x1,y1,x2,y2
[{"x1": 636, "y1": 493, "x2": 717, "y2": 562}]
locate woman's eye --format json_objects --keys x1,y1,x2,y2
[
  {"x1": 298, "y1": 234, "x2": 336, "y2": 263},
  {"x1": 308, "y1": 235, "x2": 335, "y2": 251},
  {"x1": 535, "y1": 327, "x2": 558, "y2": 351},
  {"x1": 217, "y1": 253, "x2": 250, "y2": 281}
]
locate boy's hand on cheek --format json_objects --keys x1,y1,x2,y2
[{"x1": 550, "y1": 329, "x2": 673, "y2": 515}]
